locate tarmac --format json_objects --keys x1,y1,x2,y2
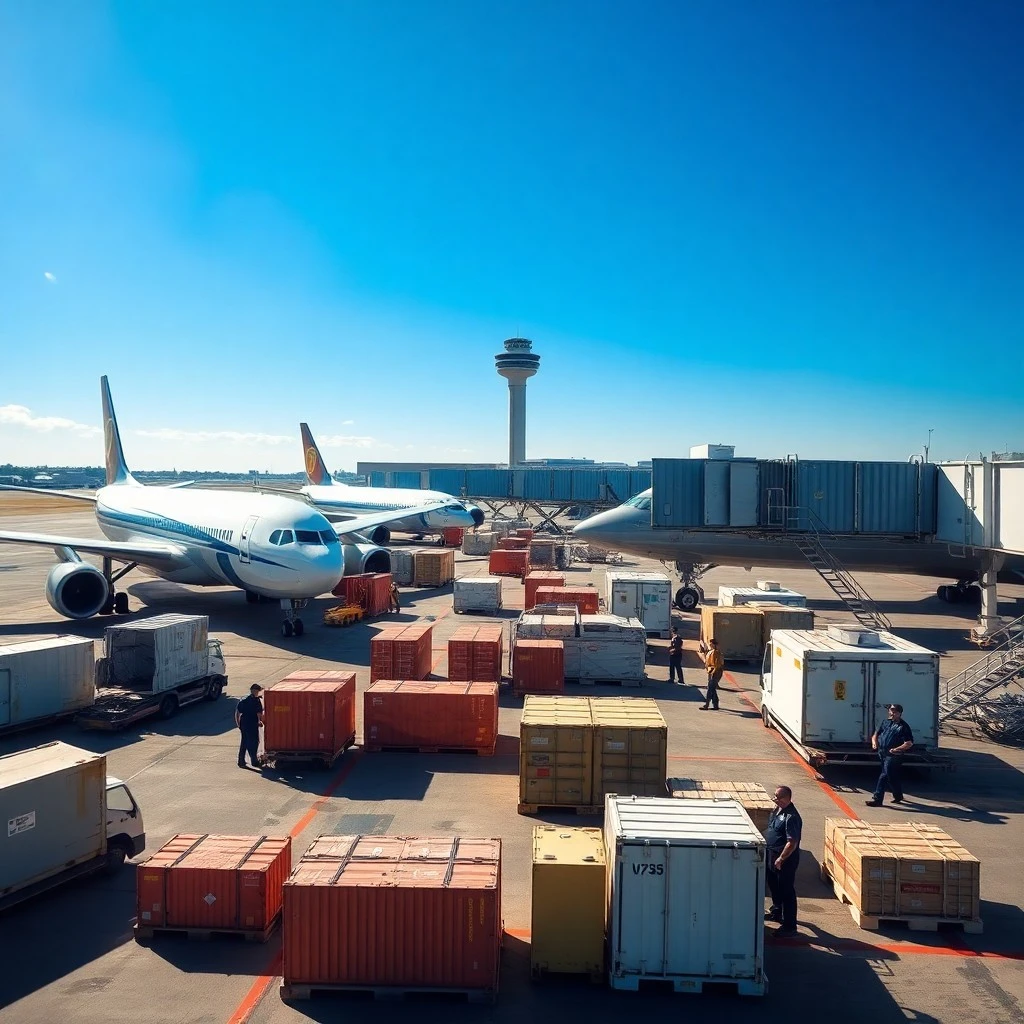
[{"x1": 1, "y1": 494, "x2": 1023, "y2": 1024}]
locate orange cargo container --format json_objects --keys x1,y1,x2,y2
[
  {"x1": 515, "y1": 528, "x2": 535, "y2": 540},
  {"x1": 364, "y1": 680, "x2": 499, "y2": 753},
  {"x1": 442, "y1": 527, "x2": 465, "y2": 547},
  {"x1": 512, "y1": 639, "x2": 564, "y2": 696},
  {"x1": 370, "y1": 622, "x2": 434, "y2": 682},
  {"x1": 534, "y1": 586, "x2": 600, "y2": 615},
  {"x1": 489, "y1": 548, "x2": 530, "y2": 577},
  {"x1": 499, "y1": 535, "x2": 530, "y2": 550},
  {"x1": 525, "y1": 571, "x2": 566, "y2": 609},
  {"x1": 447, "y1": 624, "x2": 504, "y2": 682},
  {"x1": 136, "y1": 834, "x2": 291, "y2": 938},
  {"x1": 331, "y1": 572, "x2": 392, "y2": 615},
  {"x1": 281, "y1": 835, "x2": 502, "y2": 999},
  {"x1": 263, "y1": 672, "x2": 356, "y2": 762}
]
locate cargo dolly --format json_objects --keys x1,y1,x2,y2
[{"x1": 263, "y1": 731, "x2": 357, "y2": 770}]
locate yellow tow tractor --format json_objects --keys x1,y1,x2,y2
[{"x1": 323, "y1": 604, "x2": 365, "y2": 627}]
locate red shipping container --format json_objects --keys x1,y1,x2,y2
[
  {"x1": 515, "y1": 528, "x2": 535, "y2": 540},
  {"x1": 281, "y1": 836, "x2": 501, "y2": 998},
  {"x1": 137, "y1": 834, "x2": 291, "y2": 935},
  {"x1": 331, "y1": 573, "x2": 392, "y2": 616},
  {"x1": 263, "y1": 672, "x2": 356, "y2": 759},
  {"x1": 498, "y1": 536, "x2": 530, "y2": 550},
  {"x1": 524, "y1": 571, "x2": 566, "y2": 609},
  {"x1": 489, "y1": 548, "x2": 530, "y2": 577},
  {"x1": 364, "y1": 680, "x2": 499, "y2": 753},
  {"x1": 442, "y1": 527, "x2": 465, "y2": 547},
  {"x1": 370, "y1": 622, "x2": 434, "y2": 682},
  {"x1": 534, "y1": 586, "x2": 600, "y2": 615},
  {"x1": 448, "y1": 624, "x2": 503, "y2": 682},
  {"x1": 512, "y1": 639, "x2": 565, "y2": 696}
]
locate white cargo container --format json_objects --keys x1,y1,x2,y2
[
  {"x1": 0, "y1": 636, "x2": 96, "y2": 731},
  {"x1": 605, "y1": 571, "x2": 673, "y2": 638},
  {"x1": 462, "y1": 531, "x2": 497, "y2": 556},
  {"x1": 102, "y1": 614, "x2": 208, "y2": 693},
  {"x1": 760, "y1": 628, "x2": 939, "y2": 751},
  {"x1": 718, "y1": 585, "x2": 807, "y2": 608},
  {"x1": 604, "y1": 795, "x2": 767, "y2": 995},
  {"x1": 453, "y1": 576, "x2": 503, "y2": 614},
  {"x1": 689, "y1": 444, "x2": 735, "y2": 460},
  {"x1": 389, "y1": 549, "x2": 416, "y2": 586}
]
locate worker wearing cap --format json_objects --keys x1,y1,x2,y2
[
  {"x1": 668, "y1": 627, "x2": 684, "y2": 685},
  {"x1": 235, "y1": 684, "x2": 264, "y2": 769},
  {"x1": 866, "y1": 703, "x2": 914, "y2": 806},
  {"x1": 765, "y1": 785, "x2": 802, "y2": 937},
  {"x1": 700, "y1": 639, "x2": 723, "y2": 709}
]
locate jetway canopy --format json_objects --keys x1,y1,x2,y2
[{"x1": 936, "y1": 460, "x2": 1024, "y2": 556}]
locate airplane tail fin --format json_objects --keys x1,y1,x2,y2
[
  {"x1": 300, "y1": 423, "x2": 333, "y2": 486},
  {"x1": 101, "y1": 376, "x2": 138, "y2": 487}
]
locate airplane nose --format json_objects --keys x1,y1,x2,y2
[{"x1": 469, "y1": 506, "x2": 485, "y2": 527}]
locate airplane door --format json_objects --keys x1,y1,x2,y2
[
  {"x1": 0, "y1": 670, "x2": 9, "y2": 727},
  {"x1": 238, "y1": 516, "x2": 259, "y2": 565}
]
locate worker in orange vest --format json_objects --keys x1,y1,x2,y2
[{"x1": 700, "y1": 639, "x2": 723, "y2": 710}]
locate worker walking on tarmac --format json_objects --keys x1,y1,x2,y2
[
  {"x1": 235, "y1": 683, "x2": 264, "y2": 769},
  {"x1": 765, "y1": 785, "x2": 802, "y2": 937},
  {"x1": 389, "y1": 581, "x2": 401, "y2": 614},
  {"x1": 668, "y1": 627, "x2": 684, "y2": 684},
  {"x1": 700, "y1": 638, "x2": 723, "y2": 710},
  {"x1": 866, "y1": 703, "x2": 914, "y2": 806}
]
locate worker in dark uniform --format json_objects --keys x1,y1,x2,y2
[
  {"x1": 765, "y1": 785, "x2": 802, "y2": 936},
  {"x1": 700, "y1": 638, "x2": 723, "y2": 709},
  {"x1": 866, "y1": 703, "x2": 914, "y2": 806},
  {"x1": 668, "y1": 627, "x2": 684, "y2": 685},
  {"x1": 389, "y1": 581, "x2": 401, "y2": 613},
  {"x1": 235, "y1": 683, "x2": 264, "y2": 769}
]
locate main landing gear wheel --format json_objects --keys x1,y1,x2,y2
[
  {"x1": 674, "y1": 586, "x2": 701, "y2": 612},
  {"x1": 114, "y1": 592, "x2": 129, "y2": 614},
  {"x1": 282, "y1": 619, "x2": 305, "y2": 638}
]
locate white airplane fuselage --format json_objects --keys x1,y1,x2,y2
[{"x1": 301, "y1": 483, "x2": 481, "y2": 534}]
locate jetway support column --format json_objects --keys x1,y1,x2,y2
[{"x1": 976, "y1": 553, "x2": 1005, "y2": 637}]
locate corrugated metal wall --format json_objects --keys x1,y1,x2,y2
[
  {"x1": 369, "y1": 472, "x2": 387, "y2": 487},
  {"x1": 796, "y1": 461, "x2": 856, "y2": 532},
  {"x1": 604, "y1": 470, "x2": 632, "y2": 502},
  {"x1": 857, "y1": 462, "x2": 924, "y2": 534},
  {"x1": 393, "y1": 472, "x2": 423, "y2": 489},
  {"x1": 758, "y1": 461, "x2": 793, "y2": 527},
  {"x1": 631, "y1": 469, "x2": 652, "y2": 495},
  {"x1": 571, "y1": 471, "x2": 602, "y2": 501},
  {"x1": 466, "y1": 469, "x2": 511, "y2": 498},
  {"x1": 428, "y1": 469, "x2": 467, "y2": 495},
  {"x1": 551, "y1": 470, "x2": 575, "y2": 501},
  {"x1": 651, "y1": 459, "x2": 704, "y2": 527}
]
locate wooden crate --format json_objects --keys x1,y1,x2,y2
[{"x1": 667, "y1": 779, "x2": 774, "y2": 832}]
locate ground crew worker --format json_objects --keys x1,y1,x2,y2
[
  {"x1": 765, "y1": 785, "x2": 802, "y2": 936},
  {"x1": 866, "y1": 703, "x2": 914, "y2": 806},
  {"x1": 700, "y1": 638, "x2": 723, "y2": 710},
  {"x1": 235, "y1": 683, "x2": 264, "y2": 769},
  {"x1": 668, "y1": 627, "x2": 684, "y2": 684},
  {"x1": 389, "y1": 581, "x2": 401, "y2": 613}
]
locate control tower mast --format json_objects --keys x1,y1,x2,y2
[{"x1": 495, "y1": 337, "x2": 540, "y2": 467}]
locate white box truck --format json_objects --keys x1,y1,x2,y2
[
  {"x1": 0, "y1": 636, "x2": 96, "y2": 734},
  {"x1": 606, "y1": 571, "x2": 672, "y2": 637},
  {"x1": 0, "y1": 742, "x2": 145, "y2": 911},
  {"x1": 759, "y1": 625, "x2": 942, "y2": 769},
  {"x1": 604, "y1": 794, "x2": 766, "y2": 995}
]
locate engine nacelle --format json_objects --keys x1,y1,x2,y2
[
  {"x1": 342, "y1": 542, "x2": 391, "y2": 576},
  {"x1": 46, "y1": 561, "x2": 110, "y2": 619},
  {"x1": 367, "y1": 526, "x2": 391, "y2": 546}
]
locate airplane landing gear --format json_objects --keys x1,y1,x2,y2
[
  {"x1": 671, "y1": 561, "x2": 713, "y2": 611},
  {"x1": 937, "y1": 581, "x2": 981, "y2": 605},
  {"x1": 281, "y1": 599, "x2": 308, "y2": 638},
  {"x1": 675, "y1": 586, "x2": 703, "y2": 612}
]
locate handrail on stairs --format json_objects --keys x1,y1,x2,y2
[{"x1": 942, "y1": 613, "x2": 1024, "y2": 708}]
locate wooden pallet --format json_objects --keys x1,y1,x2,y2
[
  {"x1": 825, "y1": 870, "x2": 983, "y2": 934},
  {"x1": 517, "y1": 803, "x2": 603, "y2": 816},
  {"x1": 264, "y1": 734, "x2": 357, "y2": 769},
  {"x1": 135, "y1": 914, "x2": 279, "y2": 944},
  {"x1": 280, "y1": 981, "x2": 496, "y2": 1004},
  {"x1": 365, "y1": 744, "x2": 495, "y2": 757},
  {"x1": 609, "y1": 973, "x2": 767, "y2": 996},
  {"x1": 571, "y1": 678, "x2": 643, "y2": 688}
]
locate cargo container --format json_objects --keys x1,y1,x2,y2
[
  {"x1": 0, "y1": 636, "x2": 96, "y2": 733},
  {"x1": 447, "y1": 624, "x2": 503, "y2": 682},
  {"x1": 364, "y1": 680, "x2": 498, "y2": 753},
  {"x1": 0, "y1": 742, "x2": 145, "y2": 910},
  {"x1": 700, "y1": 605, "x2": 764, "y2": 661},
  {"x1": 667, "y1": 779, "x2": 775, "y2": 831},
  {"x1": 605, "y1": 571, "x2": 672, "y2": 637},
  {"x1": 531, "y1": 826, "x2": 606, "y2": 978},
  {"x1": 755, "y1": 603, "x2": 814, "y2": 646},
  {"x1": 718, "y1": 585, "x2": 807, "y2": 608},
  {"x1": 370, "y1": 623, "x2": 433, "y2": 682},
  {"x1": 499, "y1": 535, "x2": 531, "y2": 550},
  {"x1": 414, "y1": 548, "x2": 455, "y2": 587},
  {"x1": 136, "y1": 834, "x2": 291, "y2": 938},
  {"x1": 590, "y1": 697, "x2": 667, "y2": 801},
  {"x1": 823, "y1": 819, "x2": 981, "y2": 927},
  {"x1": 528, "y1": 540, "x2": 558, "y2": 567},
  {"x1": 281, "y1": 835, "x2": 502, "y2": 1000},
  {"x1": 604, "y1": 795, "x2": 767, "y2": 995},
  {"x1": 489, "y1": 548, "x2": 530, "y2": 577},
  {"x1": 760, "y1": 627, "x2": 940, "y2": 769},
  {"x1": 534, "y1": 586, "x2": 600, "y2": 615},
  {"x1": 525, "y1": 571, "x2": 566, "y2": 609},
  {"x1": 331, "y1": 572, "x2": 392, "y2": 616},
  {"x1": 453, "y1": 576, "x2": 503, "y2": 614},
  {"x1": 519, "y1": 695, "x2": 594, "y2": 810},
  {"x1": 514, "y1": 611, "x2": 580, "y2": 640},
  {"x1": 462, "y1": 531, "x2": 497, "y2": 556},
  {"x1": 390, "y1": 549, "x2": 416, "y2": 586},
  {"x1": 441, "y1": 527, "x2": 465, "y2": 547},
  {"x1": 516, "y1": 528, "x2": 535, "y2": 540},
  {"x1": 512, "y1": 639, "x2": 564, "y2": 696},
  {"x1": 263, "y1": 672, "x2": 357, "y2": 767}
]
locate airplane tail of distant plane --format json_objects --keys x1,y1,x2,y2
[
  {"x1": 101, "y1": 376, "x2": 139, "y2": 487},
  {"x1": 300, "y1": 423, "x2": 334, "y2": 486}
]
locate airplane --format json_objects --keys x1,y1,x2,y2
[
  {"x1": 572, "y1": 488, "x2": 1024, "y2": 611},
  {"x1": 296, "y1": 422, "x2": 485, "y2": 543},
  {"x1": 0, "y1": 378, "x2": 450, "y2": 637}
]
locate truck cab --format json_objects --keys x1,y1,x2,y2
[{"x1": 105, "y1": 777, "x2": 145, "y2": 869}]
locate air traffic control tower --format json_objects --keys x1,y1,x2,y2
[{"x1": 495, "y1": 337, "x2": 540, "y2": 466}]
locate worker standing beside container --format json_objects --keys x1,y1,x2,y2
[
  {"x1": 668, "y1": 628, "x2": 684, "y2": 685},
  {"x1": 235, "y1": 684, "x2": 264, "y2": 769},
  {"x1": 389, "y1": 581, "x2": 401, "y2": 613},
  {"x1": 764, "y1": 785, "x2": 801, "y2": 936},
  {"x1": 700, "y1": 639, "x2": 723, "y2": 709},
  {"x1": 866, "y1": 703, "x2": 914, "y2": 807}
]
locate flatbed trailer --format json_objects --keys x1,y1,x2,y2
[{"x1": 77, "y1": 674, "x2": 226, "y2": 731}]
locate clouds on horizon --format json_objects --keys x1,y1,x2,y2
[{"x1": 0, "y1": 403, "x2": 100, "y2": 436}]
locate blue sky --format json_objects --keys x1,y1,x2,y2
[{"x1": 1, "y1": 2, "x2": 1021, "y2": 472}]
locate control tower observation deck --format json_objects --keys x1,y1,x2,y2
[{"x1": 495, "y1": 337, "x2": 540, "y2": 467}]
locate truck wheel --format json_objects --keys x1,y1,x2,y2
[
  {"x1": 104, "y1": 845, "x2": 128, "y2": 874},
  {"x1": 158, "y1": 694, "x2": 179, "y2": 719},
  {"x1": 761, "y1": 704, "x2": 771, "y2": 729},
  {"x1": 206, "y1": 676, "x2": 226, "y2": 701},
  {"x1": 675, "y1": 587, "x2": 700, "y2": 612}
]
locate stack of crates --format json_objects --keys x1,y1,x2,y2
[
  {"x1": 370, "y1": 623, "x2": 433, "y2": 682},
  {"x1": 447, "y1": 625, "x2": 504, "y2": 682}
]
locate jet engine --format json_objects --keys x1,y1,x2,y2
[
  {"x1": 366, "y1": 526, "x2": 391, "y2": 546},
  {"x1": 46, "y1": 561, "x2": 110, "y2": 619},
  {"x1": 342, "y1": 542, "x2": 391, "y2": 576}
]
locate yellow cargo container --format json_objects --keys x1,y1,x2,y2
[
  {"x1": 530, "y1": 825, "x2": 606, "y2": 978},
  {"x1": 667, "y1": 778, "x2": 775, "y2": 831},
  {"x1": 519, "y1": 696, "x2": 594, "y2": 811},
  {"x1": 700, "y1": 605, "x2": 764, "y2": 661},
  {"x1": 590, "y1": 697, "x2": 667, "y2": 801}
]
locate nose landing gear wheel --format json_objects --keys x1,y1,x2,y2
[
  {"x1": 674, "y1": 586, "x2": 701, "y2": 612},
  {"x1": 113, "y1": 592, "x2": 129, "y2": 614},
  {"x1": 292, "y1": 619, "x2": 304, "y2": 637},
  {"x1": 282, "y1": 621, "x2": 294, "y2": 638}
]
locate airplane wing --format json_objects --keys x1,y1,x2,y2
[
  {"x1": 0, "y1": 530, "x2": 186, "y2": 566},
  {"x1": 0, "y1": 484, "x2": 98, "y2": 503},
  {"x1": 331, "y1": 501, "x2": 449, "y2": 538}
]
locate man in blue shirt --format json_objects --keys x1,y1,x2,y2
[
  {"x1": 235, "y1": 683, "x2": 264, "y2": 769},
  {"x1": 764, "y1": 785, "x2": 802, "y2": 937},
  {"x1": 866, "y1": 703, "x2": 914, "y2": 807}
]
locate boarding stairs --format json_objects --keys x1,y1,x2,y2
[
  {"x1": 784, "y1": 509, "x2": 892, "y2": 631},
  {"x1": 939, "y1": 613, "x2": 1024, "y2": 723}
]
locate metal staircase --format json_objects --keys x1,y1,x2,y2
[{"x1": 939, "y1": 614, "x2": 1024, "y2": 723}]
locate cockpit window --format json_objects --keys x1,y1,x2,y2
[
  {"x1": 295, "y1": 530, "x2": 322, "y2": 544},
  {"x1": 320, "y1": 530, "x2": 339, "y2": 544},
  {"x1": 269, "y1": 530, "x2": 282, "y2": 545},
  {"x1": 444, "y1": 503, "x2": 464, "y2": 512},
  {"x1": 272, "y1": 530, "x2": 294, "y2": 546},
  {"x1": 625, "y1": 493, "x2": 652, "y2": 510}
]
